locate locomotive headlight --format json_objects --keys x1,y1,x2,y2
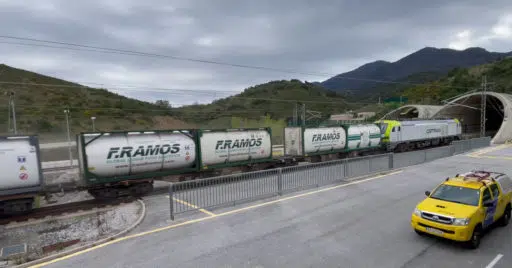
[{"x1": 453, "y1": 218, "x2": 470, "y2": 226}]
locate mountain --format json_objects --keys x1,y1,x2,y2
[
  {"x1": 173, "y1": 79, "x2": 353, "y2": 143},
  {"x1": 0, "y1": 64, "x2": 192, "y2": 142},
  {"x1": 320, "y1": 47, "x2": 512, "y2": 94},
  {"x1": 401, "y1": 57, "x2": 512, "y2": 103},
  {"x1": 174, "y1": 79, "x2": 351, "y2": 123}
]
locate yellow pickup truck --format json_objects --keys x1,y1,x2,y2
[{"x1": 411, "y1": 170, "x2": 512, "y2": 249}]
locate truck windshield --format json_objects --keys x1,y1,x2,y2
[{"x1": 429, "y1": 185, "x2": 480, "y2": 206}]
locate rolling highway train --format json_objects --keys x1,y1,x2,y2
[{"x1": 0, "y1": 118, "x2": 462, "y2": 215}]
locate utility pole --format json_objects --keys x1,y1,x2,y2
[
  {"x1": 91, "y1": 116, "x2": 96, "y2": 131},
  {"x1": 8, "y1": 91, "x2": 17, "y2": 134},
  {"x1": 302, "y1": 103, "x2": 306, "y2": 126},
  {"x1": 7, "y1": 92, "x2": 11, "y2": 133},
  {"x1": 480, "y1": 76, "x2": 487, "y2": 138},
  {"x1": 64, "y1": 109, "x2": 73, "y2": 166},
  {"x1": 293, "y1": 103, "x2": 298, "y2": 126}
]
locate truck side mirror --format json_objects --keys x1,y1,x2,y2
[{"x1": 425, "y1": 191, "x2": 431, "y2": 196}]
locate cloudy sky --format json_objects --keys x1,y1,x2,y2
[{"x1": 0, "y1": 0, "x2": 511, "y2": 107}]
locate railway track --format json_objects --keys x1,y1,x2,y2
[{"x1": 0, "y1": 197, "x2": 137, "y2": 226}]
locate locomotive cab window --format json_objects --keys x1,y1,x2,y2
[{"x1": 379, "y1": 123, "x2": 388, "y2": 133}]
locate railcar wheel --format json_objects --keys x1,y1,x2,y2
[
  {"x1": 130, "y1": 182, "x2": 154, "y2": 197},
  {"x1": 2, "y1": 199, "x2": 33, "y2": 215},
  {"x1": 88, "y1": 188, "x2": 120, "y2": 200}
]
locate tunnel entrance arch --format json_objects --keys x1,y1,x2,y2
[
  {"x1": 380, "y1": 105, "x2": 443, "y2": 120},
  {"x1": 432, "y1": 92, "x2": 510, "y2": 144}
]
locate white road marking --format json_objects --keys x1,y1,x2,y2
[{"x1": 485, "y1": 254, "x2": 503, "y2": 268}]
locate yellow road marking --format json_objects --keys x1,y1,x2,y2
[
  {"x1": 30, "y1": 170, "x2": 403, "y2": 268},
  {"x1": 168, "y1": 196, "x2": 217, "y2": 216},
  {"x1": 467, "y1": 144, "x2": 511, "y2": 158},
  {"x1": 467, "y1": 154, "x2": 512, "y2": 161}
]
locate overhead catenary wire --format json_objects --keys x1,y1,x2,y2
[
  {"x1": 14, "y1": 106, "x2": 332, "y2": 113},
  {"x1": 0, "y1": 78, "x2": 482, "y2": 106},
  {"x1": 0, "y1": 35, "x2": 486, "y2": 91},
  {"x1": 0, "y1": 35, "x2": 491, "y2": 128},
  {"x1": 0, "y1": 82, "x2": 367, "y2": 105},
  {"x1": 0, "y1": 81, "x2": 241, "y2": 96},
  {"x1": 0, "y1": 96, "x2": 357, "y2": 111},
  {"x1": 0, "y1": 101, "x2": 343, "y2": 113}
]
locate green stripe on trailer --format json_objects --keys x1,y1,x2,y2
[
  {"x1": 347, "y1": 135, "x2": 360, "y2": 141},
  {"x1": 347, "y1": 134, "x2": 381, "y2": 141}
]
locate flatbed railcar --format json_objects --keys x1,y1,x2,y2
[{"x1": 0, "y1": 118, "x2": 464, "y2": 215}]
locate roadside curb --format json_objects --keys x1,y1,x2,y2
[{"x1": 14, "y1": 199, "x2": 147, "y2": 268}]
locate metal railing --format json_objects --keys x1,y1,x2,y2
[{"x1": 169, "y1": 136, "x2": 492, "y2": 220}]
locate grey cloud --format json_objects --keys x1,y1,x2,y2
[{"x1": 0, "y1": 0, "x2": 511, "y2": 106}]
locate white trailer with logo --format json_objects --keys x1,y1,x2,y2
[
  {"x1": 346, "y1": 124, "x2": 382, "y2": 151},
  {"x1": 0, "y1": 135, "x2": 44, "y2": 215},
  {"x1": 76, "y1": 129, "x2": 199, "y2": 199},
  {"x1": 283, "y1": 124, "x2": 382, "y2": 160},
  {"x1": 284, "y1": 126, "x2": 347, "y2": 157},
  {"x1": 198, "y1": 128, "x2": 273, "y2": 169}
]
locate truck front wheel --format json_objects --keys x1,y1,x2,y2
[{"x1": 466, "y1": 225, "x2": 482, "y2": 249}]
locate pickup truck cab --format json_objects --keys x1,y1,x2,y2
[{"x1": 411, "y1": 170, "x2": 512, "y2": 249}]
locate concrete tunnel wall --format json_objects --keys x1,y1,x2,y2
[
  {"x1": 432, "y1": 92, "x2": 512, "y2": 144},
  {"x1": 380, "y1": 105, "x2": 444, "y2": 120}
]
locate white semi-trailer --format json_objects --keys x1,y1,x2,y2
[{"x1": 0, "y1": 135, "x2": 44, "y2": 215}]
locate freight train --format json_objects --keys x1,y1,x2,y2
[{"x1": 0, "y1": 118, "x2": 462, "y2": 215}]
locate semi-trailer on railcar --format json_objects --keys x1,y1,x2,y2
[{"x1": 283, "y1": 123, "x2": 382, "y2": 161}]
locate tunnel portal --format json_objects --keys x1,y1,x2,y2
[{"x1": 433, "y1": 94, "x2": 505, "y2": 140}]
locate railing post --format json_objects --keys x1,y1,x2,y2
[
  {"x1": 388, "y1": 153, "x2": 394, "y2": 170},
  {"x1": 169, "y1": 183, "x2": 174, "y2": 221},
  {"x1": 344, "y1": 158, "x2": 349, "y2": 178},
  {"x1": 277, "y1": 168, "x2": 283, "y2": 196},
  {"x1": 367, "y1": 156, "x2": 371, "y2": 174}
]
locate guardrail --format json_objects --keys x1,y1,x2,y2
[{"x1": 168, "y1": 136, "x2": 492, "y2": 220}]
